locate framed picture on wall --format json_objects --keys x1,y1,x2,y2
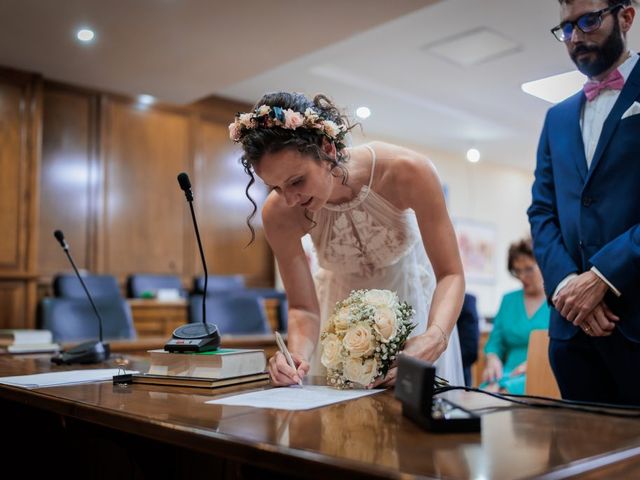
[{"x1": 453, "y1": 218, "x2": 497, "y2": 284}]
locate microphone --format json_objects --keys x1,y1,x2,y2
[
  {"x1": 177, "y1": 172, "x2": 193, "y2": 201},
  {"x1": 164, "y1": 172, "x2": 220, "y2": 353},
  {"x1": 51, "y1": 230, "x2": 110, "y2": 364}
]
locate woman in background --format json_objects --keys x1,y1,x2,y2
[{"x1": 481, "y1": 238, "x2": 550, "y2": 394}]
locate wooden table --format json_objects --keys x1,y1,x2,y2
[{"x1": 1, "y1": 355, "x2": 640, "y2": 479}]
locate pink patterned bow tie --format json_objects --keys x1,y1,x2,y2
[{"x1": 583, "y1": 69, "x2": 624, "y2": 101}]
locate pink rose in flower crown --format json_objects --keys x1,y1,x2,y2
[
  {"x1": 283, "y1": 109, "x2": 304, "y2": 129},
  {"x1": 228, "y1": 122, "x2": 242, "y2": 142}
]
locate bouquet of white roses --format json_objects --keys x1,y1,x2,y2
[{"x1": 320, "y1": 289, "x2": 415, "y2": 389}]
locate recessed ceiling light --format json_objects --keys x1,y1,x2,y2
[
  {"x1": 76, "y1": 29, "x2": 95, "y2": 43},
  {"x1": 466, "y1": 148, "x2": 481, "y2": 163},
  {"x1": 356, "y1": 106, "x2": 371, "y2": 119},
  {"x1": 521, "y1": 70, "x2": 586, "y2": 103},
  {"x1": 137, "y1": 94, "x2": 156, "y2": 105},
  {"x1": 422, "y1": 28, "x2": 520, "y2": 67}
]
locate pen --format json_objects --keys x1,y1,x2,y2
[{"x1": 275, "y1": 331, "x2": 303, "y2": 387}]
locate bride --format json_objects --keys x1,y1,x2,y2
[{"x1": 229, "y1": 92, "x2": 465, "y2": 387}]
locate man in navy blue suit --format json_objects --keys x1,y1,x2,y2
[{"x1": 528, "y1": 0, "x2": 640, "y2": 405}]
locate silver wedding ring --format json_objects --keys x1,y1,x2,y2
[{"x1": 584, "y1": 325, "x2": 592, "y2": 334}]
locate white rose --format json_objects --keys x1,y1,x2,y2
[
  {"x1": 343, "y1": 357, "x2": 378, "y2": 387},
  {"x1": 373, "y1": 306, "x2": 397, "y2": 343},
  {"x1": 343, "y1": 323, "x2": 375, "y2": 358},
  {"x1": 323, "y1": 120, "x2": 340, "y2": 137},
  {"x1": 304, "y1": 107, "x2": 319, "y2": 123},
  {"x1": 321, "y1": 333, "x2": 343, "y2": 370},
  {"x1": 238, "y1": 113, "x2": 253, "y2": 128},
  {"x1": 364, "y1": 289, "x2": 396, "y2": 307},
  {"x1": 257, "y1": 105, "x2": 271, "y2": 116},
  {"x1": 333, "y1": 306, "x2": 351, "y2": 332}
]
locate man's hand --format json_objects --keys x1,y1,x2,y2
[
  {"x1": 553, "y1": 271, "x2": 609, "y2": 325},
  {"x1": 578, "y1": 302, "x2": 619, "y2": 336}
]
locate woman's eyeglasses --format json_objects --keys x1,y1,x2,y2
[
  {"x1": 551, "y1": 4, "x2": 624, "y2": 42},
  {"x1": 510, "y1": 266, "x2": 537, "y2": 278}
]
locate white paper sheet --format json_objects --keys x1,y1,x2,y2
[
  {"x1": 0, "y1": 369, "x2": 138, "y2": 389},
  {"x1": 206, "y1": 385, "x2": 384, "y2": 410}
]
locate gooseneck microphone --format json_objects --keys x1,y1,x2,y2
[
  {"x1": 51, "y1": 230, "x2": 110, "y2": 364},
  {"x1": 178, "y1": 173, "x2": 206, "y2": 324},
  {"x1": 164, "y1": 172, "x2": 220, "y2": 353}
]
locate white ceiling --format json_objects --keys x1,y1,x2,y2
[{"x1": 1, "y1": 0, "x2": 638, "y2": 170}]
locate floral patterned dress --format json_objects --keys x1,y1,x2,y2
[{"x1": 308, "y1": 145, "x2": 464, "y2": 385}]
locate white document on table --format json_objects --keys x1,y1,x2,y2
[
  {"x1": 206, "y1": 385, "x2": 384, "y2": 410},
  {"x1": 0, "y1": 369, "x2": 138, "y2": 389}
]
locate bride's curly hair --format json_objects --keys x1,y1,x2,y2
[{"x1": 237, "y1": 92, "x2": 355, "y2": 243}]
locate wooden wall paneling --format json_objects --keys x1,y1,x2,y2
[
  {"x1": 193, "y1": 114, "x2": 274, "y2": 287},
  {"x1": 38, "y1": 83, "x2": 100, "y2": 279},
  {"x1": 0, "y1": 68, "x2": 42, "y2": 327},
  {"x1": 102, "y1": 99, "x2": 191, "y2": 282},
  {"x1": 0, "y1": 282, "x2": 27, "y2": 328}
]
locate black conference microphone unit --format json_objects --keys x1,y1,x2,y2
[
  {"x1": 51, "y1": 230, "x2": 110, "y2": 364},
  {"x1": 164, "y1": 172, "x2": 220, "y2": 353}
]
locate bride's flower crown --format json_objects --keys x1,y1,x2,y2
[{"x1": 229, "y1": 105, "x2": 348, "y2": 148}]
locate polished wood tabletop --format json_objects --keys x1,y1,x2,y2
[{"x1": 1, "y1": 354, "x2": 640, "y2": 479}]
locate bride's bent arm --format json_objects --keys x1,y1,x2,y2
[
  {"x1": 394, "y1": 151, "x2": 465, "y2": 363},
  {"x1": 262, "y1": 194, "x2": 321, "y2": 386}
]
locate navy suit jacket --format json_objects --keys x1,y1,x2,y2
[{"x1": 528, "y1": 57, "x2": 640, "y2": 342}]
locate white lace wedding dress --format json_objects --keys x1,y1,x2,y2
[{"x1": 307, "y1": 144, "x2": 464, "y2": 385}]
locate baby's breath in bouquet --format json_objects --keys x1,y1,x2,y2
[{"x1": 320, "y1": 289, "x2": 415, "y2": 389}]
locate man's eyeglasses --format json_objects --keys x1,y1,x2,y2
[{"x1": 551, "y1": 4, "x2": 625, "y2": 42}]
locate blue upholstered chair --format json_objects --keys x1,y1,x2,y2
[
  {"x1": 53, "y1": 274, "x2": 121, "y2": 299},
  {"x1": 244, "y1": 288, "x2": 288, "y2": 332},
  {"x1": 126, "y1": 274, "x2": 184, "y2": 298},
  {"x1": 39, "y1": 297, "x2": 136, "y2": 342},
  {"x1": 189, "y1": 293, "x2": 271, "y2": 335},
  {"x1": 192, "y1": 275, "x2": 245, "y2": 294}
]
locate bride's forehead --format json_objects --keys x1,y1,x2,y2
[{"x1": 255, "y1": 150, "x2": 311, "y2": 182}]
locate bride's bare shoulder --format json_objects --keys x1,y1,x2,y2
[{"x1": 367, "y1": 141, "x2": 437, "y2": 186}]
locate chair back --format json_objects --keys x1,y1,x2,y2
[
  {"x1": 244, "y1": 288, "x2": 288, "y2": 332},
  {"x1": 189, "y1": 294, "x2": 271, "y2": 334},
  {"x1": 525, "y1": 329, "x2": 561, "y2": 398},
  {"x1": 193, "y1": 275, "x2": 245, "y2": 294},
  {"x1": 127, "y1": 274, "x2": 183, "y2": 298},
  {"x1": 40, "y1": 297, "x2": 136, "y2": 342},
  {"x1": 53, "y1": 274, "x2": 121, "y2": 299}
]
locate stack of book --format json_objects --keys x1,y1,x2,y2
[
  {"x1": 127, "y1": 348, "x2": 269, "y2": 389},
  {"x1": 0, "y1": 329, "x2": 60, "y2": 354}
]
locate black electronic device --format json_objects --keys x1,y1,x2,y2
[
  {"x1": 395, "y1": 354, "x2": 481, "y2": 433},
  {"x1": 50, "y1": 230, "x2": 111, "y2": 364},
  {"x1": 164, "y1": 172, "x2": 220, "y2": 353}
]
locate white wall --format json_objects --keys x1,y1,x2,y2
[{"x1": 353, "y1": 133, "x2": 533, "y2": 318}]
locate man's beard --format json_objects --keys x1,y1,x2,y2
[{"x1": 570, "y1": 19, "x2": 625, "y2": 77}]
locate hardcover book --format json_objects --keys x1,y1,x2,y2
[
  {"x1": 0, "y1": 329, "x2": 54, "y2": 347},
  {"x1": 147, "y1": 348, "x2": 267, "y2": 379},
  {"x1": 123, "y1": 372, "x2": 270, "y2": 389},
  {"x1": 5, "y1": 343, "x2": 61, "y2": 354}
]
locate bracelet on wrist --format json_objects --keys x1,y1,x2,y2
[{"x1": 428, "y1": 323, "x2": 448, "y2": 350}]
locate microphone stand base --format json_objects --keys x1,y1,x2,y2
[
  {"x1": 51, "y1": 341, "x2": 111, "y2": 365},
  {"x1": 164, "y1": 323, "x2": 220, "y2": 353}
]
